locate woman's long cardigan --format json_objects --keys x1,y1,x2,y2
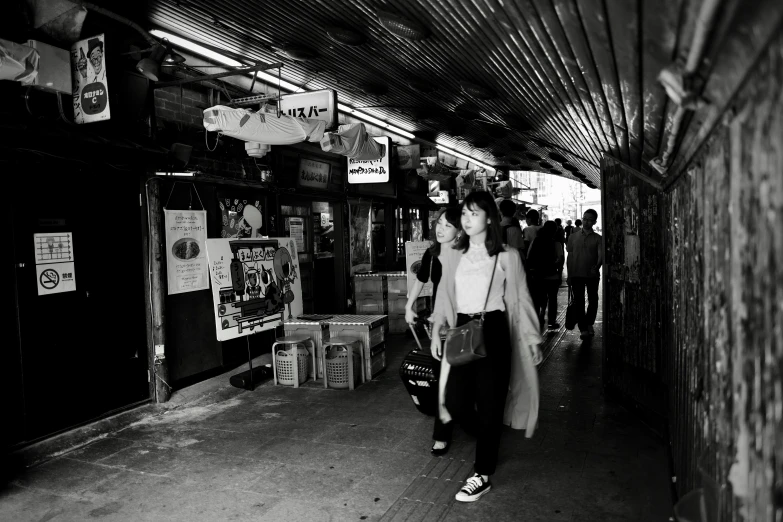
[{"x1": 432, "y1": 245, "x2": 543, "y2": 437}]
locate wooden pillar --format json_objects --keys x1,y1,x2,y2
[{"x1": 146, "y1": 177, "x2": 171, "y2": 403}]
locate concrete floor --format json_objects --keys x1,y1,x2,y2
[{"x1": 1, "y1": 287, "x2": 673, "y2": 521}]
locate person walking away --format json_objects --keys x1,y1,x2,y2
[
  {"x1": 430, "y1": 191, "x2": 543, "y2": 502},
  {"x1": 564, "y1": 219, "x2": 574, "y2": 237},
  {"x1": 499, "y1": 200, "x2": 523, "y2": 252},
  {"x1": 554, "y1": 218, "x2": 566, "y2": 244},
  {"x1": 526, "y1": 222, "x2": 564, "y2": 330},
  {"x1": 404, "y1": 207, "x2": 462, "y2": 456},
  {"x1": 522, "y1": 209, "x2": 541, "y2": 259},
  {"x1": 566, "y1": 210, "x2": 603, "y2": 339}
]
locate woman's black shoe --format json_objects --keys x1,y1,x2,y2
[{"x1": 431, "y1": 442, "x2": 450, "y2": 456}]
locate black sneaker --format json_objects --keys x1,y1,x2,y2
[{"x1": 455, "y1": 473, "x2": 491, "y2": 502}]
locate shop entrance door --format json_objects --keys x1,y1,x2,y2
[
  {"x1": 280, "y1": 198, "x2": 345, "y2": 315},
  {"x1": 8, "y1": 168, "x2": 149, "y2": 443}
]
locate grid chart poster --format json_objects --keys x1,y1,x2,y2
[
  {"x1": 33, "y1": 232, "x2": 76, "y2": 296},
  {"x1": 70, "y1": 33, "x2": 110, "y2": 124},
  {"x1": 405, "y1": 241, "x2": 433, "y2": 298},
  {"x1": 164, "y1": 210, "x2": 209, "y2": 295},
  {"x1": 205, "y1": 237, "x2": 303, "y2": 341}
]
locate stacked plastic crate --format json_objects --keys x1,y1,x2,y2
[
  {"x1": 353, "y1": 273, "x2": 388, "y2": 315},
  {"x1": 385, "y1": 272, "x2": 408, "y2": 333}
]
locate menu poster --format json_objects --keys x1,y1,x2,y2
[
  {"x1": 204, "y1": 237, "x2": 303, "y2": 341},
  {"x1": 70, "y1": 33, "x2": 110, "y2": 124},
  {"x1": 164, "y1": 210, "x2": 209, "y2": 294},
  {"x1": 405, "y1": 241, "x2": 433, "y2": 298},
  {"x1": 288, "y1": 217, "x2": 305, "y2": 253}
]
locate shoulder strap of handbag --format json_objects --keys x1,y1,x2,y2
[{"x1": 480, "y1": 255, "x2": 499, "y2": 318}]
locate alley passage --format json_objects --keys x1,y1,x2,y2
[{"x1": 1, "y1": 287, "x2": 672, "y2": 521}]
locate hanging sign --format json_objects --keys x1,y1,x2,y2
[
  {"x1": 280, "y1": 89, "x2": 338, "y2": 130},
  {"x1": 405, "y1": 241, "x2": 433, "y2": 298},
  {"x1": 205, "y1": 238, "x2": 303, "y2": 341},
  {"x1": 298, "y1": 158, "x2": 331, "y2": 189},
  {"x1": 164, "y1": 210, "x2": 209, "y2": 294},
  {"x1": 70, "y1": 33, "x2": 110, "y2": 124},
  {"x1": 33, "y1": 232, "x2": 76, "y2": 296},
  {"x1": 348, "y1": 136, "x2": 391, "y2": 184}
]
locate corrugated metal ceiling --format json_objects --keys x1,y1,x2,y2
[{"x1": 145, "y1": 0, "x2": 697, "y2": 188}]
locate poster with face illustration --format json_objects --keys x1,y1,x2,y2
[
  {"x1": 70, "y1": 33, "x2": 110, "y2": 124},
  {"x1": 205, "y1": 237, "x2": 303, "y2": 341}
]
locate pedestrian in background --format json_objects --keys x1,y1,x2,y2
[
  {"x1": 572, "y1": 219, "x2": 582, "y2": 235},
  {"x1": 526, "y1": 221, "x2": 565, "y2": 330},
  {"x1": 566, "y1": 210, "x2": 603, "y2": 339},
  {"x1": 499, "y1": 200, "x2": 523, "y2": 252},
  {"x1": 554, "y1": 218, "x2": 566, "y2": 244},
  {"x1": 522, "y1": 209, "x2": 540, "y2": 258},
  {"x1": 564, "y1": 219, "x2": 574, "y2": 237}
]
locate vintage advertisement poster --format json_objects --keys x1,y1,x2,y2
[
  {"x1": 405, "y1": 241, "x2": 433, "y2": 298},
  {"x1": 348, "y1": 136, "x2": 391, "y2": 184},
  {"x1": 205, "y1": 237, "x2": 303, "y2": 341},
  {"x1": 164, "y1": 210, "x2": 209, "y2": 295},
  {"x1": 33, "y1": 232, "x2": 76, "y2": 296},
  {"x1": 70, "y1": 34, "x2": 110, "y2": 124},
  {"x1": 349, "y1": 201, "x2": 372, "y2": 274},
  {"x1": 218, "y1": 195, "x2": 264, "y2": 239}
]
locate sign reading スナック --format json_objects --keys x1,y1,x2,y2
[
  {"x1": 33, "y1": 232, "x2": 76, "y2": 296},
  {"x1": 70, "y1": 33, "x2": 110, "y2": 124},
  {"x1": 347, "y1": 136, "x2": 391, "y2": 184},
  {"x1": 298, "y1": 158, "x2": 331, "y2": 189},
  {"x1": 279, "y1": 89, "x2": 338, "y2": 130}
]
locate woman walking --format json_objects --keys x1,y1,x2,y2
[
  {"x1": 404, "y1": 207, "x2": 462, "y2": 456},
  {"x1": 527, "y1": 221, "x2": 565, "y2": 330},
  {"x1": 430, "y1": 191, "x2": 543, "y2": 502}
]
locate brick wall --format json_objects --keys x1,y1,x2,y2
[{"x1": 153, "y1": 85, "x2": 265, "y2": 180}]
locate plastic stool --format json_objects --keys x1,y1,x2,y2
[
  {"x1": 271, "y1": 335, "x2": 315, "y2": 388},
  {"x1": 322, "y1": 337, "x2": 364, "y2": 390}
]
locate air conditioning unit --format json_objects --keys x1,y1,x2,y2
[{"x1": 26, "y1": 40, "x2": 71, "y2": 94}]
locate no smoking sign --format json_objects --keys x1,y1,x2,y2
[
  {"x1": 33, "y1": 232, "x2": 76, "y2": 296},
  {"x1": 40, "y1": 268, "x2": 60, "y2": 289}
]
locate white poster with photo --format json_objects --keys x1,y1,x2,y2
[
  {"x1": 70, "y1": 33, "x2": 110, "y2": 124},
  {"x1": 205, "y1": 237, "x2": 303, "y2": 341},
  {"x1": 164, "y1": 210, "x2": 209, "y2": 295},
  {"x1": 405, "y1": 241, "x2": 433, "y2": 298}
]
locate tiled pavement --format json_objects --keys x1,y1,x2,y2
[{"x1": 0, "y1": 286, "x2": 673, "y2": 521}]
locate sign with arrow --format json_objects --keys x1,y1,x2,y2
[{"x1": 33, "y1": 232, "x2": 76, "y2": 296}]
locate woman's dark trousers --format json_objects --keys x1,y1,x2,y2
[{"x1": 440, "y1": 311, "x2": 512, "y2": 476}]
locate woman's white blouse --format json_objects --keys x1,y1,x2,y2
[{"x1": 455, "y1": 243, "x2": 506, "y2": 314}]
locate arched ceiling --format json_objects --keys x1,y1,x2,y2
[{"x1": 145, "y1": 0, "x2": 696, "y2": 189}]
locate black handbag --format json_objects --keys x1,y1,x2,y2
[
  {"x1": 565, "y1": 284, "x2": 578, "y2": 330},
  {"x1": 445, "y1": 256, "x2": 498, "y2": 366}
]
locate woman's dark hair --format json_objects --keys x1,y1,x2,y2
[
  {"x1": 429, "y1": 206, "x2": 462, "y2": 257},
  {"x1": 454, "y1": 191, "x2": 504, "y2": 256},
  {"x1": 537, "y1": 220, "x2": 558, "y2": 240}
]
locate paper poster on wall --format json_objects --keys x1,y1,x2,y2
[
  {"x1": 34, "y1": 232, "x2": 76, "y2": 296},
  {"x1": 288, "y1": 217, "x2": 305, "y2": 253},
  {"x1": 70, "y1": 34, "x2": 110, "y2": 124},
  {"x1": 205, "y1": 237, "x2": 303, "y2": 341},
  {"x1": 164, "y1": 210, "x2": 209, "y2": 295},
  {"x1": 218, "y1": 195, "x2": 264, "y2": 239},
  {"x1": 405, "y1": 241, "x2": 433, "y2": 298}
]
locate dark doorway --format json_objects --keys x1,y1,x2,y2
[{"x1": 8, "y1": 166, "x2": 149, "y2": 443}]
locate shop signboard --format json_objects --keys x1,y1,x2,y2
[
  {"x1": 205, "y1": 237, "x2": 303, "y2": 341},
  {"x1": 298, "y1": 158, "x2": 331, "y2": 189},
  {"x1": 347, "y1": 136, "x2": 391, "y2": 184},
  {"x1": 70, "y1": 33, "x2": 110, "y2": 124},
  {"x1": 280, "y1": 89, "x2": 338, "y2": 130},
  {"x1": 405, "y1": 241, "x2": 433, "y2": 298},
  {"x1": 164, "y1": 210, "x2": 209, "y2": 295},
  {"x1": 33, "y1": 232, "x2": 76, "y2": 296}
]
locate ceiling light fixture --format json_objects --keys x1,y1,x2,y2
[
  {"x1": 435, "y1": 140, "x2": 493, "y2": 171},
  {"x1": 150, "y1": 30, "x2": 415, "y2": 140}
]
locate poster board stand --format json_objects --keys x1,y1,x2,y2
[{"x1": 228, "y1": 333, "x2": 274, "y2": 391}]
